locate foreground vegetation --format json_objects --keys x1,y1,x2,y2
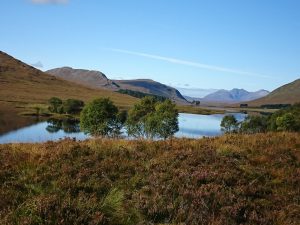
[{"x1": 0, "y1": 133, "x2": 299, "y2": 225}]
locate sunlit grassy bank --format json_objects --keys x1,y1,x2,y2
[
  {"x1": 177, "y1": 105, "x2": 225, "y2": 115},
  {"x1": 0, "y1": 133, "x2": 299, "y2": 224}
]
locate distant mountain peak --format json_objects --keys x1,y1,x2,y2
[{"x1": 201, "y1": 88, "x2": 270, "y2": 103}]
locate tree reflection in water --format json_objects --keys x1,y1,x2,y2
[{"x1": 46, "y1": 118, "x2": 80, "y2": 133}]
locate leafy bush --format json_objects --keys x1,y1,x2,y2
[
  {"x1": 235, "y1": 104, "x2": 300, "y2": 134},
  {"x1": 126, "y1": 97, "x2": 179, "y2": 139},
  {"x1": 220, "y1": 115, "x2": 239, "y2": 133},
  {"x1": 267, "y1": 103, "x2": 300, "y2": 132},
  {"x1": 80, "y1": 98, "x2": 124, "y2": 137},
  {"x1": 149, "y1": 99, "x2": 179, "y2": 139},
  {"x1": 48, "y1": 97, "x2": 84, "y2": 114},
  {"x1": 48, "y1": 97, "x2": 62, "y2": 113},
  {"x1": 63, "y1": 99, "x2": 84, "y2": 114},
  {"x1": 240, "y1": 115, "x2": 268, "y2": 134}
]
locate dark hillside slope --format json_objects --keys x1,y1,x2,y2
[{"x1": 114, "y1": 79, "x2": 188, "y2": 104}]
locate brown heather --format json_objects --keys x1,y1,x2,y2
[{"x1": 0, "y1": 133, "x2": 299, "y2": 225}]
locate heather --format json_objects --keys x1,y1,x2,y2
[{"x1": 0, "y1": 133, "x2": 299, "y2": 225}]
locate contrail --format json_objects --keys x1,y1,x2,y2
[{"x1": 109, "y1": 48, "x2": 272, "y2": 79}]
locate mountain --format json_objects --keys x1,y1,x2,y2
[
  {"x1": 176, "y1": 87, "x2": 219, "y2": 98},
  {"x1": 202, "y1": 89, "x2": 270, "y2": 103},
  {"x1": 47, "y1": 67, "x2": 188, "y2": 104},
  {"x1": 47, "y1": 67, "x2": 119, "y2": 90},
  {"x1": 0, "y1": 51, "x2": 137, "y2": 110},
  {"x1": 114, "y1": 79, "x2": 188, "y2": 104},
  {"x1": 248, "y1": 79, "x2": 300, "y2": 106}
]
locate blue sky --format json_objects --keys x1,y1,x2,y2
[{"x1": 1, "y1": 0, "x2": 300, "y2": 91}]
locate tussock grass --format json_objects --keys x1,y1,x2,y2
[{"x1": 0, "y1": 133, "x2": 299, "y2": 224}]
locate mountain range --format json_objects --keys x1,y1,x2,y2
[
  {"x1": 200, "y1": 89, "x2": 270, "y2": 103},
  {"x1": 47, "y1": 67, "x2": 272, "y2": 104},
  {"x1": 1, "y1": 50, "x2": 300, "y2": 109},
  {"x1": 176, "y1": 87, "x2": 219, "y2": 98},
  {"x1": 47, "y1": 67, "x2": 188, "y2": 104}
]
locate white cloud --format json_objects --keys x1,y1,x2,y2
[
  {"x1": 110, "y1": 48, "x2": 272, "y2": 79},
  {"x1": 30, "y1": 0, "x2": 69, "y2": 4}
]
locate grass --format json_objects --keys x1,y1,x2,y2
[
  {"x1": 177, "y1": 105, "x2": 225, "y2": 115},
  {"x1": 248, "y1": 79, "x2": 300, "y2": 106},
  {"x1": 0, "y1": 132, "x2": 299, "y2": 224}
]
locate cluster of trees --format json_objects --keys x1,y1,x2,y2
[
  {"x1": 117, "y1": 89, "x2": 167, "y2": 102},
  {"x1": 260, "y1": 104, "x2": 291, "y2": 109},
  {"x1": 191, "y1": 100, "x2": 200, "y2": 106},
  {"x1": 221, "y1": 103, "x2": 300, "y2": 134},
  {"x1": 48, "y1": 97, "x2": 84, "y2": 114},
  {"x1": 126, "y1": 96, "x2": 179, "y2": 139},
  {"x1": 80, "y1": 96, "x2": 179, "y2": 139}
]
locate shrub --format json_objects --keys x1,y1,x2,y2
[
  {"x1": 149, "y1": 99, "x2": 179, "y2": 139},
  {"x1": 276, "y1": 113, "x2": 299, "y2": 131},
  {"x1": 126, "y1": 96, "x2": 157, "y2": 138},
  {"x1": 63, "y1": 99, "x2": 84, "y2": 114},
  {"x1": 240, "y1": 115, "x2": 267, "y2": 134},
  {"x1": 126, "y1": 97, "x2": 179, "y2": 139},
  {"x1": 80, "y1": 98, "x2": 123, "y2": 137},
  {"x1": 220, "y1": 115, "x2": 239, "y2": 133},
  {"x1": 48, "y1": 97, "x2": 62, "y2": 113}
]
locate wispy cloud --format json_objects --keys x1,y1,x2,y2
[
  {"x1": 30, "y1": 0, "x2": 69, "y2": 4},
  {"x1": 110, "y1": 48, "x2": 272, "y2": 79}
]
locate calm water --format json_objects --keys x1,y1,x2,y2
[{"x1": 0, "y1": 113, "x2": 246, "y2": 144}]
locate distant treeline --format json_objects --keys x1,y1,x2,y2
[
  {"x1": 260, "y1": 104, "x2": 291, "y2": 109},
  {"x1": 117, "y1": 89, "x2": 167, "y2": 102},
  {"x1": 221, "y1": 103, "x2": 300, "y2": 133}
]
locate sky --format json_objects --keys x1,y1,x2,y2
[{"x1": 1, "y1": 0, "x2": 300, "y2": 91}]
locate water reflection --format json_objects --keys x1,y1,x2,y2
[
  {"x1": 0, "y1": 119, "x2": 88, "y2": 144},
  {"x1": 0, "y1": 113, "x2": 247, "y2": 143},
  {"x1": 46, "y1": 118, "x2": 81, "y2": 133}
]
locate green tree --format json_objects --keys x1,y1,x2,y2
[
  {"x1": 267, "y1": 103, "x2": 300, "y2": 131},
  {"x1": 126, "y1": 97, "x2": 179, "y2": 139},
  {"x1": 276, "y1": 113, "x2": 298, "y2": 131},
  {"x1": 240, "y1": 115, "x2": 267, "y2": 134},
  {"x1": 126, "y1": 96, "x2": 157, "y2": 138},
  {"x1": 151, "y1": 100, "x2": 179, "y2": 139},
  {"x1": 80, "y1": 98, "x2": 122, "y2": 137},
  {"x1": 63, "y1": 99, "x2": 84, "y2": 114},
  {"x1": 220, "y1": 115, "x2": 239, "y2": 133},
  {"x1": 48, "y1": 97, "x2": 62, "y2": 113}
]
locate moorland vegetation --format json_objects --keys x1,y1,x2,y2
[{"x1": 0, "y1": 133, "x2": 299, "y2": 224}]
